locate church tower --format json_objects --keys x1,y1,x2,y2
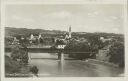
[
  {"x1": 65, "y1": 26, "x2": 72, "y2": 40},
  {"x1": 69, "y1": 26, "x2": 71, "y2": 38}
]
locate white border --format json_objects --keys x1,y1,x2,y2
[
  {"x1": 3, "y1": 0, "x2": 126, "y2": 4},
  {"x1": 3, "y1": 0, "x2": 126, "y2": 5},
  {"x1": 1, "y1": 0, "x2": 128, "y2": 81}
]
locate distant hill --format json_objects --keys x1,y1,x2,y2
[
  {"x1": 5, "y1": 27, "x2": 124, "y2": 39},
  {"x1": 5, "y1": 27, "x2": 66, "y2": 37}
]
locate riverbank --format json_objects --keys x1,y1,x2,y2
[
  {"x1": 88, "y1": 59, "x2": 119, "y2": 67},
  {"x1": 87, "y1": 59, "x2": 124, "y2": 77},
  {"x1": 5, "y1": 55, "x2": 33, "y2": 77}
]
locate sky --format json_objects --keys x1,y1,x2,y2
[{"x1": 5, "y1": 4, "x2": 124, "y2": 33}]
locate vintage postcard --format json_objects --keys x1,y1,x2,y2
[{"x1": 0, "y1": 0, "x2": 128, "y2": 81}]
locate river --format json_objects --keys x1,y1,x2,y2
[{"x1": 28, "y1": 53, "x2": 124, "y2": 77}]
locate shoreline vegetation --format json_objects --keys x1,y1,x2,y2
[
  {"x1": 5, "y1": 55, "x2": 31, "y2": 77},
  {"x1": 5, "y1": 44, "x2": 39, "y2": 77}
]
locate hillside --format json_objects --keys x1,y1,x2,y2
[
  {"x1": 5, "y1": 27, "x2": 124, "y2": 39},
  {"x1": 5, "y1": 27, "x2": 66, "y2": 37}
]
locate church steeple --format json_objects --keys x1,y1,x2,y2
[{"x1": 69, "y1": 25, "x2": 71, "y2": 38}]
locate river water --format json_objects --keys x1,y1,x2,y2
[{"x1": 28, "y1": 53, "x2": 124, "y2": 77}]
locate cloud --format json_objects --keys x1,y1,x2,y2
[
  {"x1": 45, "y1": 11, "x2": 73, "y2": 19},
  {"x1": 112, "y1": 28, "x2": 120, "y2": 32},
  {"x1": 87, "y1": 11, "x2": 100, "y2": 17},
  {"x1": 12, "y1": 15, "x2": 34, "y2": 22},
  {"x1": 12, "y1": 15, "x2": 22, "y2": 20},
  {"x1": 111, "y1": 16, "x2": 118, "y2": 20}
]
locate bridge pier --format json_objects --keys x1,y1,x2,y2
[
  {"x1": 28, "y1": 53, "x2": 31, "y2": 63},
  {"x1": 58, "y1": 52, "x2": 64, "y2": 61}
]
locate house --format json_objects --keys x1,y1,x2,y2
[
  {"x1": 12, "y1": 37, "x2": 19, "y2": 45},
  {"x1": 96, "y1": 45, "x2": 111, "y2": 62},
  {"x1": 29, "y1": 34, "x2": 42, "y2": 44},
  {"x1": 100, "y1": 36, "x2": 113, "y2": 43}
]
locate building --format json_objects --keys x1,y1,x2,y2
[
  {"x1": 100, "y1": 36, "x2": 113, "y2": 43},
  {"x1": 29, "y1": 34, "x2": 42, "y2": 44},
  {"x1": 12, "y1": 37, "x2": 19, "y2": 45},
  {"x1": 30, "y1": 34, "x2": 34, "y2": 40},
  {"x1": 96, "y1": 45, "x2": 111, "y2": 62},
  {"x1": 65, "y1": 26, "x2": 72, "y2": 40},
  {"x1": 69, "y1": 26, "x2": 71, "y2": 38}
]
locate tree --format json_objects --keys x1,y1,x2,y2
[
  {"x1": 11, "y1": 45, "x2": 21, "y2": 61},
  {"x1": 5, "y1": 37, "x2": 14, "y2": 46},
  {"x1": 5, "y1": 55, "x2": 21, "y2": 74},
  {"x1": 11, "y1": 44, "x2": 29, "y2": 65},
  {"x1": 65, "y1": 39, "x2": 91, "y2": 59},
  {"x1": 108, "y1": 41, "x2": 124, "y2": 67}
]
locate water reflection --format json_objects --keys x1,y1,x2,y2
[{"x1": 58, "y1": 60, "x2": 65, "y2": 73}]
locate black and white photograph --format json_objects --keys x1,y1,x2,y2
[{"x1": 1, "y1": 0, "x2": 127, "y2": 80}]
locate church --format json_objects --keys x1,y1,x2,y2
[{"x1": 65, "y1": 26, "x2": 72, "y2": 40}]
